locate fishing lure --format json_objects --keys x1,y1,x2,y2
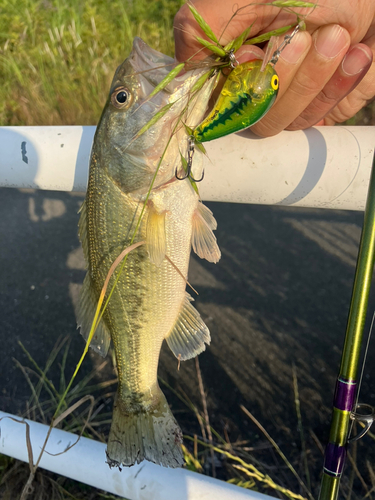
[
  {"x1": 177, "y1": 24, "x2": 301, "y2": 182},
  {"x1": 193, "y1": 60, "x2": 279, "y2": 143},
  {"x1": 193, "y1": 23, "x2": 301, "y2": 144},
  {"x1": 177, "y1": 60, "x2": 279, "y2": 181}
]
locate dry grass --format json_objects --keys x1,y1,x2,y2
[
  {"x1": 0, "y1": 338, "x2": 311, "y2": 500},
  {"x1": 0, "y1": 337, "x2": 121, "y2": 500}
]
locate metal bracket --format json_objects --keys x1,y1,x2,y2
[{"x1": 348, "y1": 403, "x2": 375, "y2": 442}]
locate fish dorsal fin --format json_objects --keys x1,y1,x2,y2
[
  {"x1": 165, "y1": 293, "x2": 210, "y2": 361},
  {"x1": 78, "y1": 200, "x2": 89, "y2": 262},
  {"x1": 192, "y1": 202, "x2": 221, "y2": 263},
  {"x1": 77, "y1": 274, "x2": 111, "y2": 357},
  {"x1": 146, "y1": 204, "x2": 167, "y2": 266}
]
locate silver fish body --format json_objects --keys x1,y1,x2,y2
[{"x1": 78, "y1": 38, "x2": 220, "y2": 468}]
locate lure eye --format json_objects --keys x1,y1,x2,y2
[
  {"x1": 271, "y1": 74, "x2": 279, "y2": 91},
  {"x1": 111, "y1": 87, "x2": 132, "y2": 108}
]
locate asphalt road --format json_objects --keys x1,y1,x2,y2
[{"x1": 0, "y1": 187, "x2": 374, "y2": 495}]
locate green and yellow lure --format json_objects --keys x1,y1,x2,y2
[{"x1": 194, "y1": 60, "x2": 279, "y2": 143}]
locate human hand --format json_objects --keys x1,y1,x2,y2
[{"x1": 174, "y1": 0, "x2": 374, "y2": 136}]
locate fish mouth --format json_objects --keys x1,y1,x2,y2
[{"x1": 130, "y1": 37, "x2": 176, "y2": 90}]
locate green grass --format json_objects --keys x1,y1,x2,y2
[
  {"x1": 0, "y1": 0, "x2": 184, "y2": 126},
  {"x1": 1, "y1": 0, "x2": 373, "y2": 127}
]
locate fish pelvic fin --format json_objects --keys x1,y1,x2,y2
[
  {"x1": 146, "y1": 204, "x2": 167, "y2": 266},
  {"x1": 77, "y1": 273, "x2": 111, "y2": 357},
  {"x1": 106, "y1": 388, "x2": 184, "y2": 468},
  {"x1": 166, "y1": 293, "x2": 210, "y2": 361},
  {"x1": 192, "y1": 202, "x2": 221, "y2": 263}
]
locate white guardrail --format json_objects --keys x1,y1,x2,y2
[
  {"x1": 0, "y1": 411, "x2": 267, "y2": 500},
  {"x1": 0, "y1": 125, "x2": 374, "y2": 210}
]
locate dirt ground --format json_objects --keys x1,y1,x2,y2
[{"x1": 0, "y1": 187, "x2": 374, "y2": 497}]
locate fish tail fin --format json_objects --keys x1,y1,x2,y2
[{"x1": 106, "y1": 388, "x2": 184, "y2": 468}]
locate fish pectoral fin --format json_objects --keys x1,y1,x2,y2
[
  {"x1": 166, "y1": 293, "x2": 210, "y2": 361},
  {"x1": 196, "y1": 200, "x2": 217, "y2": 229},
  {"x1": 146, "y1": 204, "x2": 167, "y2": 266},
  {"x1": 77, "y1": 273, "x2": 111, "y2": 357},
  {"x1": 191, "y1": 202, "x2": 221, "y2": 263}
]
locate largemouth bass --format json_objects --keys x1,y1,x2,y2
[{"x1": 78, "y1": 37, "x2": 220, "y2": 468}]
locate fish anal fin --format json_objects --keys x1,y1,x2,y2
[
  {"x1": 192, "y1": 202, "x2": 221, "y2": 263},
  {"x1": 166, "y1": 293, "x2": 210, "y2": 361},
  {"x1": 77, "y1": 273, "x2": 111, "y2": 357},
  {"x1": 146, "y1": 204, "x2": 167, "y2": 266}
]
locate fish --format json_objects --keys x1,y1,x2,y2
[{"x1": 77, "y1": 37, "x2": 220, "y2": 468}]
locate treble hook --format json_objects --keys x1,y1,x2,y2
[
  {"x1": 348, "y1": 403, "x2": 375, "y2": 443},
  {"x1": 175, "y1": 136, "x2": 204, "y2": 183}
]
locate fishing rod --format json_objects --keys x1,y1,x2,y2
[{"x1": 319, "y1": 150, "x2": 375, "y2": 500}]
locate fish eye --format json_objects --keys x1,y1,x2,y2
[
  {"x1": 116, "y1": 91, "x2": 128, "y2": 103},
  {"x1": 111, "y1": 87, "x2": 131, "y2": 108},
  {"x1": 271, "y1": 74, "x2": 279, "y2": 91}
]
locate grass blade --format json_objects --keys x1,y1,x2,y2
[
  {"x1": 195, "y1": 142, "x2": 206, "y2": 154},
  {"x1": 245, "y1": 25, "x2": 293, "y2": 45},
  {"x1": 183, "y1": 123, "x2": 193, "y2": 135},
  {"x1": 191, "y1": 70, "x2": 213, "y2": 94},
  {"x1": 292, "y1": 365, "x2": 311, "y2": 492},
  {"x1": 195, "y1": 357, "x2": 215, "y2": 477},
  {"x1": 43, "y1": 395, "x2": 95, "y2": 457},
  {"x1": 232, "y1": 464, "x2": 308, "y2": 500},
  {"x1": 240, "y1": 404, "x2": 314, "y2": 500},
  {"x1": 184, "y1": 435, "x2": 308, "y2": 500},
  {"x1": 135, "y1": 102, "x2": 174, "y2": 139},
  {"x1": 224, "y1": 25, "x2": 252, "y2": 52},
  {"x1": 147, "y1": 63, "x2": 185, "y2": 100},
  {"x1": 188, "y1": 4, "x2": 219, "y2": 44},
  {"x1": 270, "y1": 1, "x2": 316, "y2": 7},
  {"x1": 181, "y1": 444, "x2": 203, "y2": 472},
  {"x1": 196, "y1": 37, "x2": 226, "y2": 57}
]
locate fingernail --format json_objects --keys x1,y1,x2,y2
[
  {"x1": 280, "y1": 31, "x2": 310, "y2": 64},
  {"x1": 236, "y1": 46, "x2": 265, "y2": 65},
  {"x1": 342, "y1": 45, "x2": 373, "y2": 75},
  {"x1": 314, "y1": 25, "x2": 348, "y2": 59}
]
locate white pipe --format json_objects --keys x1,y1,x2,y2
[
  {"x1": 0, "y1": 411, "x2": 270, "y2": 500},
  {"x1": 0, "y1": 126, "x2": 373, "y2": 210}
]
